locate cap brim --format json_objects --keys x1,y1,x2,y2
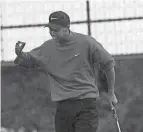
[{"x1": 44, "y1": 23, "x2": 62, "y2": 30}]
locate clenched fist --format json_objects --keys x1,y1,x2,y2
[{"x1": 15, "y1": 41, "x2": 26, "y2": 56}]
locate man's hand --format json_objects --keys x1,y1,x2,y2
[
  {"x1": 107, "y1": 91, "x2": 118, "y2": 106},
  {"x1": 15, "y1": 41, "x2": 26, "y2": 56}
]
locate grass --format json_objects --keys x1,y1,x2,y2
[{"x1": 1, "y1": 56, "x2": 143, "y2": 132}]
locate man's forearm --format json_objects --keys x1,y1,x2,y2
[
  {"x1": 14, "y1": 51, "x2": 31, "y2": 64},
  {"x1": 105, "y1": 67, "x2": 115, "y2": 93},
  {"x1": 15, "y1": 51, "x2": 45, "y2": 68},
  {"x1": 14, "y1": 51, "x2": 38, "y2": 69},
  {"x1": 19, "y1": 51, "x2": 31, "y2": 60}
]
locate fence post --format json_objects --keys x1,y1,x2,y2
[
  {"x1": 0, "y1": 3, "x2": 4, "y2": 60},
  {"x1": 86, "y1": 0, "x2": 91, "y2": 36}
]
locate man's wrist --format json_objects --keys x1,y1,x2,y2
[
  {"x1": 108, "y1": 89, "x2": 114, "y2": 94},
  {"x1": 18, "y1": 51, "x2": 27, "y2": 59},
  {"x1": 17, "y1": 51, "x2": 23, "y2": 56}
]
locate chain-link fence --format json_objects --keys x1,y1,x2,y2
[{"x1": 1, "y1": 0, "x2": 143, "y2": 60}]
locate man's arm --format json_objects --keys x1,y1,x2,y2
[
  {"x1": 89, "y1": 38, "x2": 118, "y2": 104},
  {"x1": 105, "y1": 67, "x2": 115, "y2": 94},
  {"x1": 14, "y1": 52, "x2": 39, "y2": 68},
  {"x1": 14, "y1": 44, "x2": 43, "y2": 68},
  {"x1": 105, "y1": 67, "x2": 117, "y2": 105}
]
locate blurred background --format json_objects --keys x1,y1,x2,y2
[
  {"x1": 1, "y1": 0, "x2": 143, "y2": 60},
  {"x1": 1, "y1": 0, "x2": 143, "y2": 132}
]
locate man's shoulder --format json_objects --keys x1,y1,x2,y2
[
  {"x1": 73, "y1": 32, "x2": 97, "y2": 42},
  {"x1": 72, "y1": 31, "x2": 89, "y2": 38},
  {"x1": 30, "y1": 39, "x2": 54, "y2": 53},
  {"x1": 39, "y1": 39, "x2": 56, "y2": 49},
  {"x1": 42, "y1": 39, "x2": 54, "y2": 46},
  {"x1": 72, "y1": 32, "x2": 98, "y2": 47}
]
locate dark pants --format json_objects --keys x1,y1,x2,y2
[{"x1": 55, "y1": 98, "x2": 99, "y2": 132}]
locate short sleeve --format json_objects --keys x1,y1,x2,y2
[{"x1": 89, "y1": 38, "x2": 115, "y2": 71}]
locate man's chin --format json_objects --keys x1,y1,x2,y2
[
  {"x1": 52, "y1": 37, "x2": 66, "y2": 43},
  {"x1": 52, "y1": 37, "x2": 58, "y2": 40}
]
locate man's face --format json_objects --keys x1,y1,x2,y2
[{"x1": 49, "y1": 27, "x2": 66, "y2": 41}]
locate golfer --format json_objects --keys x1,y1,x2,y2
[{"x1": 14, "y1": 11, "x2": 118, "y2": 132}]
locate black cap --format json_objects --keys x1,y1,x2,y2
[{"x1": 45, "y1": 11, "x2": 70, "y2": 30}]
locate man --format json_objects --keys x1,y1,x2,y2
[{"x1": 14, "y1": 11, "x2": 118, "y2": 132}]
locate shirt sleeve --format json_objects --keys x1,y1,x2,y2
[{"x1": 89, "y1": 37, "x2": 115, "y2": 71}]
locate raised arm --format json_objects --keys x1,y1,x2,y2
[{"x1": 14, "y1": 41, "x2": 43, "y2": 69}]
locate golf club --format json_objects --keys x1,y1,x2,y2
[{"x1": 111, "y1": 103, "x2": 122, "y2": 132}]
